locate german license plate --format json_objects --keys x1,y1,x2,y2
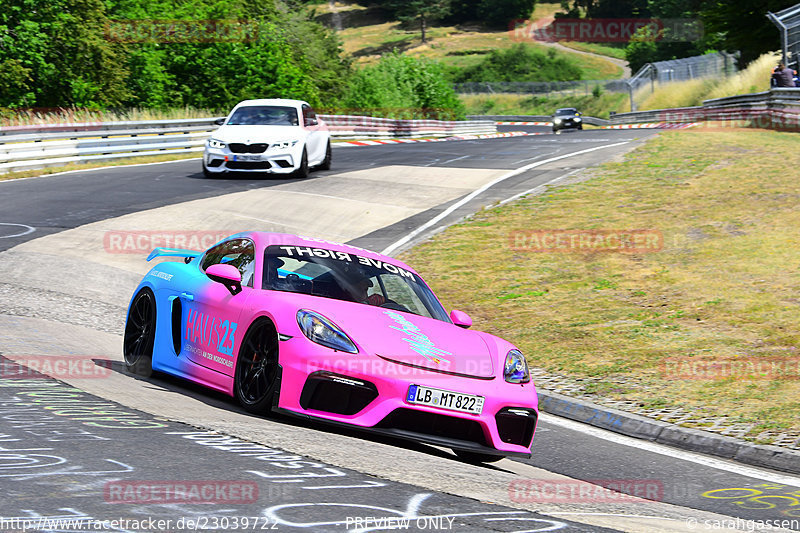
[
  {"x1": 406, "y1": 385, "x2": 484, "y2": 415},
  {"x1": 233, "y1": 154, "x2": 263, "y2": 161}
]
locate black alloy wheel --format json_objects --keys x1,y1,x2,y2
[
  {"x1": 234, "y1": 320, "x2": 280, "y2": 413},
  {"x1": 123, "y1": 288, "x2": 156, "y2": 377}
]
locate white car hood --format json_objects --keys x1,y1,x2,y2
[{"x1": 213, "y1": 125, "x2": 306, "y2": 143}]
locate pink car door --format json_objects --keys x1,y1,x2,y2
[{"x1": 179, "y1": 238, "x2": 256, "y2": 376}]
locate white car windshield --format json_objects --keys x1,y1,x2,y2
[{"x1": 226, "y1": 106, "x2": 299, "y2": 126}]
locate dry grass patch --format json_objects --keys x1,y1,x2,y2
[
  {"x1": 636, "y1": 52, "x2": 780, "y2": 111},
  {"x1": 401, "y1": 129, "x2": 800, "y2": 438},
  {"x1": 333, "y1": 3, "x2": 623, "y2": 78},
  {"x1": 0, "y1": 107, "x2": 220, "y2": 127}
]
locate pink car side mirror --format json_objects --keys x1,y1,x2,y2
[
  {"x1": 206, "y1": 263, "x2": 242, "y2": 295},
  {"x1": 450, "y1": 309, "x2": 472, "y2": 329}
]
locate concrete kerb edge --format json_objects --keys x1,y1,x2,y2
[{"x1": 536, "y1": 390, "x2": 800, "y2": 475}]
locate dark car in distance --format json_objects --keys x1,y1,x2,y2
[{"x1": 552, "y1": 108, "x2": 583, "y2": 132}]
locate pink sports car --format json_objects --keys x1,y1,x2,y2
[{"x1": 124, "y1": 232, "x2": 538, "y2": 462}]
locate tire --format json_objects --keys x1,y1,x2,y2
[
  {"x1": 317, "y1": 140, "x2": 332, "y2": 171},
  {"x1": 234, "y1": 319, "x2": 280, "y2": 414},
  {"x1": 578, "y1": 124, "x2": 583, "y2": 130},
  {"x1": 123, "y1": 288, "x2": 156, "y2": 378},
  {"x1": 292, "y1": 148, "x2": 309, "y2": 179},
  {"x1": 453, "y1": 449, "x2": 504, "y2": 464},
  {"x1": 202, "y1": 160, "x2": 214, "y2": 178}
]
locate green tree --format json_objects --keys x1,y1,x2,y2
[
  {"x1": 379, "y1": 0, "x2": 452, "y2": 43},
  {"x1": 0, "y1": 59, "x2": 33, "y2": 107},
  {"x1": 448, "y1": 0, "x2": 536, "y2": 27},
  {"x1": 701, "y1": 0, "x2": 796, "y2": 66},
  {"x1": 559, "y1": 0, "x2": 649, "y2": 18},
  {"x1": 108, "y1": 0, "x2": 350, "y2": 109},
  {"x1": 624, "y1": 24, "x2": 659, "y2": 72},
  {"x1": 0, "y1": 0, "x2": 130, "y2": 108}
]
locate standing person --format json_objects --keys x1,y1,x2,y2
[{"x1": 772, "y1": 62, "x2": 796, "y2": 87}]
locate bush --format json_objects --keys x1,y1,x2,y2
[
  {"x1": 454, "y1": 44, "x2": 584, "y2": 83},
  {"x1": 340, "y1": 53, "x2": 465, "y2": 119}
]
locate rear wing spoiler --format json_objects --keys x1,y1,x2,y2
[{"x1": 146, "y1": 247, "x2": 202, "y2": 262}]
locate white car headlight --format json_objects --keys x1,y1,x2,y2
[
  {"x1": 208, "y1": 139, "x2": 226, "y2": 149},
  {"x1": 297, "y1": 309, "x2": 357, "y2": 354},
  {"x1": 574, "y1": 117, "x2": 582, "y2": 122},
  {"x1": 553, "y1": 118, "x2": 562, "y2": 124},
  {"x1": 504, "y1": 349, "x2": 530, "y2": 384},
  {"x1": 272, "y1": 140, "x2": 299, "y2": 150}
]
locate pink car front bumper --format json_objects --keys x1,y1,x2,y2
[{"x1": 274, "y1": 337, "x2": 539, "y2": 458}]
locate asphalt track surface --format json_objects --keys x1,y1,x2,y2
[{"x1": 1, "y1": 126, "x2": 799, "y2": 532}]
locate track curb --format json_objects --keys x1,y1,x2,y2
[{"x1": 537, "y1": 390, "x2": 800, "y2": 475}]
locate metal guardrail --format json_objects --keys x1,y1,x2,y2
[
  {"x1": 610, "y1": 88, "x2": 800, "y2": 127},
  {"x1": 474, "y1": 88, "x2": 800, "y2": 129},
  {"x1": 0, "y1": 116, "x2": 497, "y2": 174},
  {"x1": 4, "y1": 88, "x2": 797, "y2": 175},
  {"x1": 470, "y1": 114, "x2": 610, "y2": 126}
]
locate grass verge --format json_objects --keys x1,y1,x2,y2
[
  {"x1": 400, "y1": 128, "x2": 800, "y2": 441},
  {"x1": 557, "y1": 41, "x2": 628, "y2": 60},
  {"x1": 460, "y1": 92, "x2": 628, "y2": 118},
  {"x1": 636, "y1": 52, "x2": 779, "y2": 111}
]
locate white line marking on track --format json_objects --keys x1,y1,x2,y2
[
  {"x1": 0, "y1": 223, "x2": 35, "y2": 239},
  {"x1": 439, "y1": 154, "x2": 471, "y2": 166},
  {"x1": 380, "y1": 141, "x2": 630, "y2": 256},
  {"x1": 498, "y1": 168, "x2": 583, "y2": 206},
  {"x1": 513, "y1": 151, "x2": 557, "y2": 165},
  {"x1": 539, "y1": 412, "x2": 800, "y2": 486}
]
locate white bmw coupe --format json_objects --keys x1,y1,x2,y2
[{"x1": 203, "y1": 98, "x2": 331, "y2": 178}]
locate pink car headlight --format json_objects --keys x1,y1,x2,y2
[
  {"x1": 297, "y1": 309, "x2": 358, "y2": 354},
  {"x1": 504, "y1": 349, "x2": 530, "y2": 384}
]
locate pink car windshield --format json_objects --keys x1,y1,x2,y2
[{"x1": 262, "y1": 245, "x2": 449, "y2": 321}]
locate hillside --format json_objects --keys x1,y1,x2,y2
[{"x1": 311, "y1": 1, "x2": 626, "y2": 80}]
